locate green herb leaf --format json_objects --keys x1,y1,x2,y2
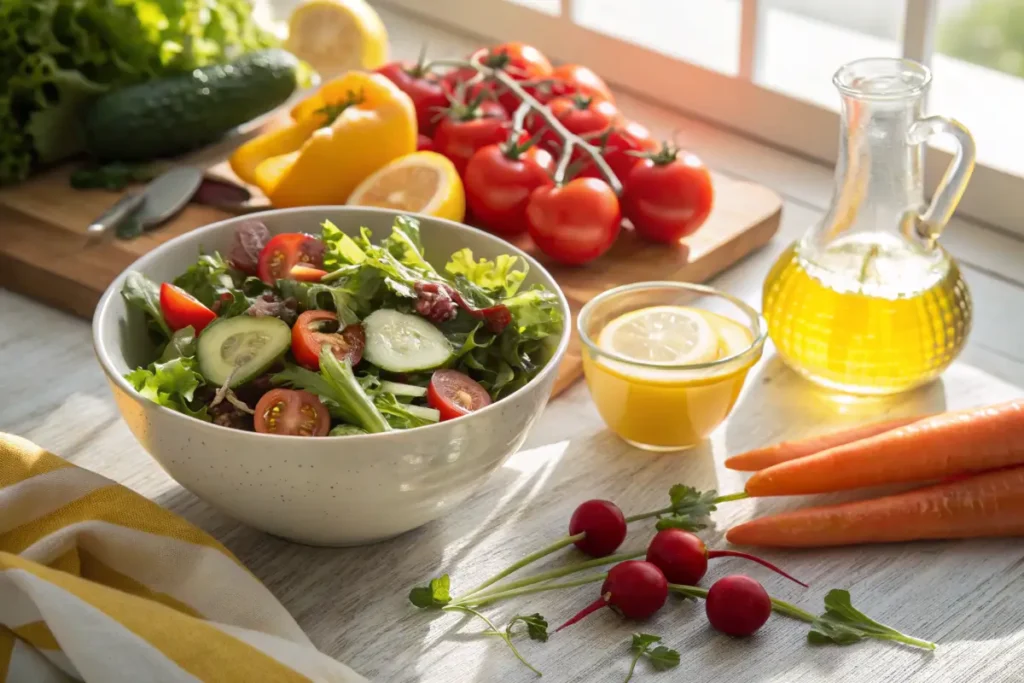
[
  {"x1": 808, "y1": 590, "x2": 936, "y2": 650},
  {"x1": 656, "y1": 486, "x2": 720, "y2": 531},
  {"x1": 408, "y1": 575, "x2": 451, "y2": 608},
  {"x1": 507, "y1": 613, "x2": 549, "y2": 642},
  {"x1": 646, "y1": 646, "x2": 680, "y2": 671},
  {"x1": 121, "y1": 272, "x2": 171, "y2": 339},
  {"x1": 631, "y1": 633, "x2": 662, "y2": 652}
]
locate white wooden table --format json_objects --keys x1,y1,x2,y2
[{"x1": 4, "y1": 7, "x2": 1024, "y2": 682}]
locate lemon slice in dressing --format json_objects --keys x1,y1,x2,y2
[
  {"x1": 598, "y1": 305, "x2": 720, "y2": 366},
  {"x1": 701, "y1": 309, "x2": 754, "y2": 357}
]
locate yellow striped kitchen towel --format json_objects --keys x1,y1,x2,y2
[{"x1": 0, "y1": 433, "x2": 367, "y2": 683}]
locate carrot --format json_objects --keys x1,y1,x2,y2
[
  {"x1": 744, "y1": 399, "x2": 1024, "y2": 497},
  {"x1": 727, "y1": 465, "x2": 1024, "y2": 547},
  {"x1": 724, "y1": 415, "x2": 925, "y2": 471}
]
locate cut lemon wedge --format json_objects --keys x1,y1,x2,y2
[
  {"x1": 598, "y1": 305, "x2": 720, "y2": 366},
  {"x1": 702, "y1": 309, "x2": 754, "y2": 357},
  {"x1": 286, "y1": 0, "x2": 388, "y2": 78},
  {"x1": 347, "y1": 151, "x2": 466, "y2": 223}
]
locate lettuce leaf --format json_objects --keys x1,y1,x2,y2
[
  {"x1": 1, "y1": 0, "x2": 277, "y2": 184},
  {"x1": 125, "y1": 356, "x2": 209, "y2": 421},
  {"x1": 445, "y1": 249, "x2": 527, "y2": 298}
]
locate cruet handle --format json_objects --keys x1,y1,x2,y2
[{"x1": 906, "y1": 116, "x2": 976, "y2": 247}]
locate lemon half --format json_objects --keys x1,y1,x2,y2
[
  {"x1": 347, "y1": 151, "x2": 466, "y2": 223},
  {"x1": 286, "y1": 0, "x2": 388, "y2": 77}
]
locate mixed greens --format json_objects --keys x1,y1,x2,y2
[
  {"x1": 1, "y1": 0, "x2": 277, "y2": 183},
  {"x1": 121, "y1": 215, "x2": 564, "y2": 435}
]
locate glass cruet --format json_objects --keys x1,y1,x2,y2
[{"x1": 762, "y1": 58, "x2": 977, "y2": 395}]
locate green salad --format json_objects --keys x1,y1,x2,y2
[{"x1": 121, "y1": 215, "x2": 564, "y2": 436}]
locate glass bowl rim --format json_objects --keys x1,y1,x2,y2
[{"x1": 577, "y1": 280, "x2": 767, "y2": 371}]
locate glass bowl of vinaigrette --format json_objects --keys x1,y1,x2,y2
[{"x1": 579, "y1": 282, "x2": 766, "y2": 451}]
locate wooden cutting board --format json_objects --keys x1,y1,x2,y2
[{"x1": 0, "y1": 153, "x2": 781, "y2": 396}]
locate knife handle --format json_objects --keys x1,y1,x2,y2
[{"x1": 86, "y1": 193, "x2": 146, "y2": 238}]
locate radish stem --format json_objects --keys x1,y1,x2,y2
[
  {"x1": 624, "y1": 492, "x2": 748, "y2": 523},
  {"x1": 456, "y1": 574, "x2": 607, "y2": 608},
  {"x1": 454, "y1": 533, "x2": 585, "y2": 600},
  {"x1": 467, "y1": 550, "x2": 646, "y2": 601},
  {"x1": 707, "y1": 550, "x2": 808, "y2": 587}
]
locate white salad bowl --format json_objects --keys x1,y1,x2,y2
[{"x1": 93, "y1": 206, "x2": 571, "y2": 546}]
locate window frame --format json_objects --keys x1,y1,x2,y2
[{"x1": 376, "y1": 0, "x2": 1024, "y2": 237}]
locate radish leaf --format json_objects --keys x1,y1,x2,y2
[
  {"x1": 808, "y1": 590, "x2": 935, "y2": 650},
  {"x1": 409, "y1": 575, "x2": 451, "y2": 608}
]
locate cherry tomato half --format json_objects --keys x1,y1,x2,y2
[
  {"x1": 464, "y1": 143, "x2": 554, "y2": 236},
  {"x1": 622, "y1": 147, "x2": 714, "y2": 243},
  {"x1": 433, "y1": 100, "x2": 511, "y2": 177},
  {"x1": 257, "y1": 233, "x2": 325, "y2": 285},
  {"x1": 376, "y1": 62, "x2": 448, "y2": 136},
  {"x1": 526, "y1": 178, "x2": 622, "y2": 266},
  {"x1": 159, "y1": 282, "x2": 217, "y2": 333},
  {"x1": 533, "y1": 64, "x2": 614, "y2": 105},
  {"x1": 428, "y1": 369, "x2": 492, "y2": 421},
  {"x1": 254, "y1": 389, "x2": 330, "y2": 436},
  {"x1": 292, "y1": 310, "x2": 365, "y2": 370}
]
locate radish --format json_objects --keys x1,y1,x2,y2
[
  {"x1": 705, "y1": 575, "x2": 772, "y2": 637},
  {"x1": 555, "y1": 560, "x2": 668, "y2": 632},
  {"x1": 645, "y1": 529, "x2": 808, "y2": 587},
  {"x1": 569, "y1": 499, "x2": 628, "y2": 557}
]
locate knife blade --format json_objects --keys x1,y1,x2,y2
[{"x1": 86, "y1": 166, "x2": 204, "y2": 241}]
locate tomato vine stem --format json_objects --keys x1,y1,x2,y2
[{"x1": 424, "y1": 57, "x2": 623, "y2": 193}]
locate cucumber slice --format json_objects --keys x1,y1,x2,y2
[
  {"x1": 363, "y1": 309, "x2": 452, "y2": 373},
  {"x1": 379, "y1": 380, "x2": 428, "y2": 398},
  {"x1": 404, "y1": 404, "x2": 441, "y2": 423},
  {"x1": 197, "y1": 316, "x2": 291, "y2": 387}
]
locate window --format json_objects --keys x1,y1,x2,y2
[{"x1": 373, "y1": 0, "x2": 1023, "y2": 236}]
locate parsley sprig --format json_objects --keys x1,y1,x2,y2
[{"x1": 625, "y1": 634, "x2": 680, "y2": 682}]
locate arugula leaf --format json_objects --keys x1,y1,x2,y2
[
  {"x1": 125, "y1": 356, "x2": 209, "y2": 421},
  {"x1": 158, "y1": 326, "x2": 197, "y2": 362},
  {"x1": 625, "y1": 634, "x2": 680, "y2": 682},
  {"x1": 374, "y1": 392, "x2": 438, "y2": 429},
  {"x1": 172, "y1": 252, "x2": 241, "y2": 310},
  {"x1": 321, "y1": 219, "x2": 367, "y2": 269},
  {"x1": 445, "y1": 248, "x2": 527, "y2": 298},
  {"x1": 808, "y1": 590, "x2": 936, "y2": 650},
  {"x1": 408, "y1": 575, "x2": 451, "y2": 608},
  {"x1": 121, "y1": 272, "x2": 171, "y2": 339},
  {"x1": 319, "y1": 349, "x2": 391, "y2": 433},
  {"x1": 382, "y1": 215, "x2": 437, "y2": 275},
  {"x1": 507, "y1": 613, "x2": 549, "y2": 642}
]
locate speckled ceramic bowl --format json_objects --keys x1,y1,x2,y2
[{"x1": 93, "y1": 207, "x2": 571, "y2": 546}]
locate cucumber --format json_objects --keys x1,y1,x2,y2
[
  {"x1": 363, "y1": 310, "x2": 452, "y2": 373},
  {"x1": 197, "y1": 316, "x2": 291, "y2": 387},
  {"x1": 84, "y1": 49, "x2": 300, "y2": 161},
  {"x1": 379, "y1": 380, "x2": 428, "y2": 398}
]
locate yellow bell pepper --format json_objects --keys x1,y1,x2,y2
[{"x1": 230, "y1": 71, "x2": 416, "y2": 208}]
